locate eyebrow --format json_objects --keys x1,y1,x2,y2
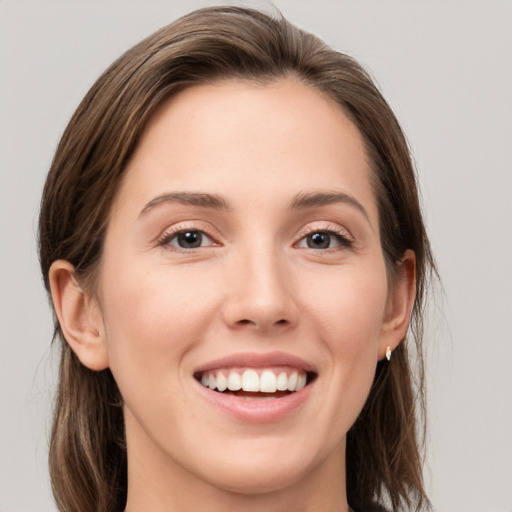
[
  {"x1": 139, "y1": 192, "x2": 231, "y2": 217},
  {"x1": 139, "y1": 189, "x2": 370, "y2": 225},
  {"x1": 290, "y1": 191, "x2": 370, "y2": 223}
]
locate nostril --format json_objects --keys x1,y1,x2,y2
[
  {"x1": 229, "y1": 313, "x2": 294, "y2": 331},
  {"x1": 237, "y1": 318, "x2": 288, "y2": 327}
]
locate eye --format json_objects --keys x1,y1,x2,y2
[
  {"x1": 297, "y1": 230, "x2": 353, "y2": 250},
  {"x1": 161, "y1": 229, "x2": 215, "y2": 249}
]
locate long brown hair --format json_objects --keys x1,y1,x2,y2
[{"x1": 39, "y1": 6, "x2": 436, "y2": 512}]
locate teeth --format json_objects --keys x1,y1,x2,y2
[
  {"x1": 287, "y1": 372, "x2": 298, "y2": 391},
  {"x1": 276, "y1": 372, "x2": 288, "y2": 391},
  {"x1": 216, "y1": 373, "x2": 228, "y2": 392},
  {"x1": 242, "y1": 369, "x2": 260, "y2": 392},
  {"x1": 296, "y1": 373, "x2": 307, "y2": 391},
  {"x1": 227, "y1": 372, "x2": 242, "y2": 391},
  {"x1": 260, "y1": 370, "x2": 277, "y2": 392},
  {"x1": 199, "y1": 368, "x2": 309, "y2": 394}
]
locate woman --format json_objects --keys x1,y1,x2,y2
[{"x1": 38, "y1": 6, "x2": 436, "y2": 512}]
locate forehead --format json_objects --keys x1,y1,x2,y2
[{"x1": 116, "y1": 78, "x2": 377, "y2": 222}]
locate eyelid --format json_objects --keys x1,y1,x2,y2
[
  {"x1": 157, "y1": 221, "x2": 221, "y2": 249},
  {"x1": 294, "y1": 222, "x2": 355, "y2": 245},
  {"x1": 154, "y1": 220, "x2": 354, "y2": 251}
]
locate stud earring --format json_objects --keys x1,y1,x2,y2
[{"x1": 385, "y1": 346, "x2": 392, "y2": 361}]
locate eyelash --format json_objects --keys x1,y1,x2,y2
[
  {"x1": 157, "y1": 224, "x2": 218, "y2": 251},
  {"x1": 157, "y1": 224, "x2": 354, "y2": 252},
  {"x1": 294, "y1": 225, "x2": 354, "y2": 252}
]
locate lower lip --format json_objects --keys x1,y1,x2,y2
[{"x1": 194, "y1": 379, "x2": 314, "y2": 423}]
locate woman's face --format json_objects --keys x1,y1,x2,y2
[{"x1": 93, "y1": 80, "x2": 407, "y2": 498}]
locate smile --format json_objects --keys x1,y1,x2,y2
[
  {"x1": 193, "y1": 352, "x2": 317, "y2": 422},
  {"x1": 197, "y1": 367, "x2": 309, "y2": 396}
]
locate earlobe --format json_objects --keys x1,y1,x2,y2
[
  {"x1": 49, "y1": 260, "x2": 109, "y2": 371},
  {"x1": 379, "y1": 249, "x2": 416, "y2": 360}
]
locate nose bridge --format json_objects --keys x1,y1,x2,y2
[{"x1": 223, "y1": 238, "x2": 297, "y2": 331}]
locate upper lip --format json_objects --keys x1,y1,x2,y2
[{"x1": 194, "y1": 351, "x2": 318, "y2": 375}]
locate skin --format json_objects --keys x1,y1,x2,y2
[{"x1": 49, "y1": 79, "x2": 415, "y2": 512}]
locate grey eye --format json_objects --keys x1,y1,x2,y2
[
  {"x1": 165, "y1": 230, "x2": 214, "y2": 249},
  {"x1": 307, "y1": 232, "x2": 331, "y2": 249},
  {"x1": 176, "y1": 231, "x2": 203, "y2": 248},
  {"x1": 297, "y1": 230, "x2": 352, "y2": 250}
]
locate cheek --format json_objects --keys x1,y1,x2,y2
[
  {"x1": 336, "y1": 278, "x2": 387, "y2": 379},
  {"x1": 303, "y1": 264, "x2": 388, "y2": 408},
  {"x1": 98, "y1": 259, "x2": 220, "y2": 395},
  {"x1": 303, "y1": 262, "x2": 388, "y2": 348}
]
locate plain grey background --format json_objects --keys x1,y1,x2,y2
[{"x1": 1, "y1": 1, "x2": 511, "y2": 511}]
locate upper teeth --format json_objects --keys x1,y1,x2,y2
[{"x1": 200, "y1": 369, "x2": 307, "y2": 393}]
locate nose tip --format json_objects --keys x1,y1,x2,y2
[
  {"x1": 221, "y1": 254, "x2": 298, "y2": 333},
  {"x1": 224, "y1": 292, "x2": 297, "y2": 332}
]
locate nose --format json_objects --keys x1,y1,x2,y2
[{"x1": 221, "y1": 244, "x2": 299, "y2": 333}]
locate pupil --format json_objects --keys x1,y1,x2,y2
[
  {"x1": 308, "y1": 232, "x2": 330, "y2": 249},
  {"x1": 178, "y1": 231, "x2": 202, "y2": 248}
]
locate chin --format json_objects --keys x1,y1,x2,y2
[
  {"x1": 204, "y1": 460, "x2": 311, "y2": 495},
  {"x1": 189, "y1": 436, "x2": 338, "y2": 496}
]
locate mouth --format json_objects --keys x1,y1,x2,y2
[
  {"x1": 194, "y1": 367, "x2": 317, "y2": 399},
  {"x1": 192, "y1": 352, "x2": 318, "y2": 417}
]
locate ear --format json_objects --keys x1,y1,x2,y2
[
  {"x1": 379, "y1": 249, "x2": 416, "y2": 360},
  {"x1": 49, "y1": 260, "x2": 109, "y2": 371}
]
